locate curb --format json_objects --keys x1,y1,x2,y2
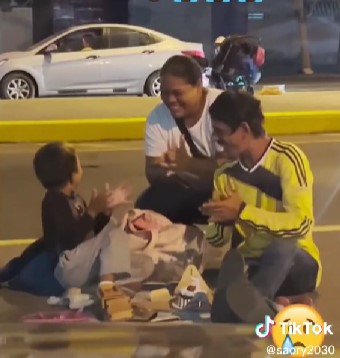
[
  {"x1": 1, "y1": 111, "x2": 340, "y2": 142},
  {"x1": 265, "y1": 110, "x2": 340, "y2": 135},
  {"x1": 0, "y1": 118, "x2": 146, "y2": 142},
  {"x1": 0, "y1": 239, "x2": 35, "y2": 246}
]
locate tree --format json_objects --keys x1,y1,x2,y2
[{"x1": 294, "y1": 0, "x2": 314, "y2": 74}]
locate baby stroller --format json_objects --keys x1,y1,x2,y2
[{"x1": 210, "y1": 35, "x2": 265, "y2": 94}]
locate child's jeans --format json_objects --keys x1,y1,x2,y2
[{"x1": 54, "y1": 223, "x2": 154, "y2": 289}]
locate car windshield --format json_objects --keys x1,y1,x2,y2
[{"x1": 25, "y1": 29, "x2": 68, "y2": 51}]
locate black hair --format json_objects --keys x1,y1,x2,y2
[
  {"x1": 33, "y1": 142, "x2": 78, "y2": 190},
  {"x1": 209, "y1": 91, "x2": 265, "y2": 137},
  {"x1": 83, "y1": 34, "x2": 94, "y2": 47},
  {"x1": 160, "y1": 55, "x2": 202, "y2": 86}
]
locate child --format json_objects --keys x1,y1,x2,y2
[{"x1": 33, "y1": 142, "x2": 132, "y2": 297}]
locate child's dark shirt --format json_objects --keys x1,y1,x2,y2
[{"x1": 41, "y1": 190, "x2": 110, "y2": 252}]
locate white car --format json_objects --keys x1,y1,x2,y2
[{"x1": 0, "y1": 23, "x2": 207, "y2": 100}]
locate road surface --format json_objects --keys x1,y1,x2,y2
[{"x1": 0, "y1": 135, "x2": 338, "y2": 350}]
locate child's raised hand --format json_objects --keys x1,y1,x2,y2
[
  {"x1": 88, "y1": 187, "x2": 113, "y2": 217},
  {"x1": 107, "y1": 183, "x2": 132, "y2": 208}
]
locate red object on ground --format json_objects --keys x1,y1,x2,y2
[{"x1": 22, "y1": 310, "x2": 93, "y2": 323}]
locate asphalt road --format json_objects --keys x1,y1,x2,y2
[
  {"x1": 1, "y1": 135, "x2": 340, "y2": 240},
  {"x1": 0, "y1": 136, "x2": 339, "y2": 348}
]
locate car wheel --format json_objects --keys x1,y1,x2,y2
[
  {"x1": 0, "y1": 73, "x2": 36, "y2": 100},
  {"x1": 144, "y1": 71, "x2": 161, "y2": 97}
]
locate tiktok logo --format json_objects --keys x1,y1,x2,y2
[{"x1": 255, "y1": 315, "x2": 276, "y2": 338}]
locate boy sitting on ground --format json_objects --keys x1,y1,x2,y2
[{"x1": 33, "y1": 142, "x2": 132, "y2": 312}]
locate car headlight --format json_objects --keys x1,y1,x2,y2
[{"x1": 0, "y1": 59, "x2": 8, "y2": 66}]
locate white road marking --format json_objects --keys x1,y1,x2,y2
[
  {"x1": 1, "y1": 224, "x2": 340, "y2": 246},
  {"x1": 313, "y1": 225, "x2": 340, "y2": 232}
]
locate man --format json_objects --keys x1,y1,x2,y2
[
  {"x1": 82, "y1": 34, "x2": 94, "y2": 51},
  {"x1": 200, "y1": 91, "x2": 321, "y2": 324}
]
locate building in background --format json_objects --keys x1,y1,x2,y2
[
  {"x1": 0, "y1": 0, "x2": 33, "y2": 54},
  {"x1": 0, "y1": 0, "x2": 128, "y2": 51},
  {"x1": 1, "y1": 0, "x2": 340, "y2": 77},
  {"x1": 247, "y1": 0, "x2": 340, "y2": 76},
  {"x1": 32, "y1": 0, "x2": 128, "y2": 43},
  {"x1": 128, "y1": 0, "x2": 248, "y2": 59}
]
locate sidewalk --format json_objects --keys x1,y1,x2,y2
[
  {"x1": 262, "y1": 73, "x2": 340, "y2": 84},
  {"x1": 0, "y1": 91, "x2": 340, "y2": 122}
]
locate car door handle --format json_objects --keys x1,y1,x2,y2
[
  {"x1": 86, "y1": 55, "x2": 99, "y2": 60},
  {"x1": 142, "y1": 50, "x2": 154, "y2": 54}
]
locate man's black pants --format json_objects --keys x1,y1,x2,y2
[{"x1": 135, "y1": 181, "x2": 212, "y2": 225}]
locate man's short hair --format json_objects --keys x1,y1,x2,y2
[
  {"x1": 33, "y1": 142, "x2": 78, "y2": 190},
  {"x1": 209, "y1": 91, "x2": 265, "y2": 137},
  {"x1": 83, "y1": 34, "x2": 94, "y2": 46}
]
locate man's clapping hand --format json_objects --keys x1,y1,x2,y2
[
  {"x1": 199, "y1": 189, "x2": 244, "y2": 223},
  {"x1": 161, "y1": 136, "x2": 191, "y2": 172}
]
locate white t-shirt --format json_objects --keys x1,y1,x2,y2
[{"x1": 145, "y1": 88, "x2": 223, "y2": 158}]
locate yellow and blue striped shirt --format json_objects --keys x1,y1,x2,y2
[{"x1": 206, "y1": 138, "x2": 322, "y2": 287}]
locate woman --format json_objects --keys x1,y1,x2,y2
[{"x1": 135, "y1": 55, "x2": 225, "y2": 225}]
